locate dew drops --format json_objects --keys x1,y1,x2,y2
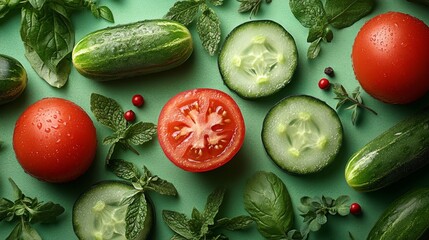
[{"x1": 37, "y1": 122, "x2": 42, "y2": 129}]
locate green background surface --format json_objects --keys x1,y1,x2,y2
[{"x1": 1, "y1": 1, "x2": 429, "y2": 239}]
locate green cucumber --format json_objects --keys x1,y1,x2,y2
[
  {"x1": 73, "y1": 181, "x2": 154, "y2": 240},
  {"x1": 345, "y1": 109, "x2": 429, "y2": 192},
  {"x1": 367, "y1": 188, "x2": 429, "y2": 240},
  {"x1": 72, "y1": 19, "x2": 193, "y2": 81},
  {"x1": 262, "y1": 95, "x2": 343, "y2": 174},
  {"x1": 218, "y1": 20, "x2": 298, "y2": 98},
  {"x1": 0, "y1": 54, "x2": 27, "y2": 105}
]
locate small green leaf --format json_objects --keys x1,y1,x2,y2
[
  {"x1": 307, "y1": 38, "x2": 322, "y2": 59},
  {"x1": 97, "y1": 5, "x2": 114, "y2": 22},
  {"x1": 8, "y1": 178, "x2": 23, "y2": 200},
  {"x1": 0, "y1": 0, "x2": 21, "y2": 19},
  {"x1": 124, "y1": 122, "x2": 157, "y2": 146},
  {"x1": 29, "y1": 202, "x2": 65, "y2": 223},
  {"x1": 125, "y1": 193, "x2": 148, "y2": 240},
  {"x1": 7, "y1": 222, "x2": 42, "y2": 240},
  {"x1": 28, "y1": 0, "x2": 46, "y2": 10},
  {"x1": 164, "y1": 0, "x2": 202, "y2": 25},
  {"x1": 289, "y1": 0, "x2": 326, "y2": 28},
  {"x1": 163, "y1": 210, "x2": 194, "y2": 239},
  {"x1": 146, "y1": 172, "x2": 178, "y2": 196},
  {"x1": 107, "y1": 159, "x2": 141, "y2": 181},
  {"x1": 90, "y1": 93, "x2": 126, "y2": 132},
  {"x1": 209, "y1": 0, "x2": 224, "y2": 6},
  {"x1": 196, "y1": 5, "x2": 221, "y2": 55},
  {"x1": 215, "y1": 216, "x2": 254, "y2": 230},
  {"x1": 203, "y1": 188, "x2": 225, "y2": 225},
  {"x1": 308, "y1": 218, "x2": 321, "y2": 232},
  {"x1": 325, "y1": 0, "x2": 375, "y2": 29}
]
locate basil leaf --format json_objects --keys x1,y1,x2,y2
[
  {"x1": 90, "y1": 5, "x2": 114, "y2": 22},
  {"x1": 90, "y1": 93, "x2": 126, "y2": 132},
  {"x1": 164, "y1": 0, "x2": 202, "y2": 25},
  {"x1": 325, "y1": 0, "x2": 375, "y2": 29},
  {"x1": 243, "y1": 171, "x2": 293, "y2": 239},
  {"x1": 0, "y1": 0, "x2": 20, "y2": 18},
  {"x1": 196, "y1": 4, "x2": 221, "y2": 56},
  {"x1": 125, "y1": 193, "x2": 148, "y2": 240},
  {"x1": 28, "y1": 0, "x2": 46, "y2": 10},
  {"x1": 124, "y1": 122, "x2": 157, "y2": 146},
  {"x1": 23, "y1": 44, "x2": 71, "y2": 88},
  {"x1": 28, "y1": 202, "x2": 65, "y2": 224},
  {"x1": 289, "y1": 0, "x2": 327, "y2": 28},
  {"x1": 162, "y1": 210, "x2": 194, "y2": 239},
  {"x1": 7, "y1": 222, "x2": 42, "y2": 240},
  {"x1": 20, "y1": 6, "x2": 74, "y2": 73},
  {"x1": 108, "y1": 159, "x2": 141, "y2": 181}
]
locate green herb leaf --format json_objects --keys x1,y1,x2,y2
[
  {"x1": 163, "y1": 210, "x2": 194, "y2": 239},
  {"x1": 215, "y1": 216, "x2": 254, "y2": 230},
  {"x1": 237, "y1": 0, "x2": 271, "y2": 17},
  {"x1": 124, "y1": 122, "x2": 157, "y2": 146},
  {"x1": 165, "y1": 0, "x2": 202, "y2": 25},
  {"x1": 196, "y1": 5, "x2": 221, "y2": 56},
  {"x1": 243, "y1": 171, "x2": 293, "y2": 239},
  {"x1": 90, "y1": 93, "x2": 126, "y2": 132},
  {"x1": 125, "y1": 192, "x2": 148, "y2": 240},
  {"x1": 29, "y1": 202, "x2": 65, "y2": 223},
  {"x1": 145, "y1": 166, "x2": 178, "y2": 196},
  {"x1": 28, "y1": 0, "x2": 45, "y2": 10},
  {"x1": 0, "y1": 0, "x2": 21, "y2": 19},
  {"x1": 325, "y1": 0, "x2": 375, "y2": 29},
  {"x1": 108, "y1": 159, "x2": 141, "y2": 181},
  {"x1": 203, "y1": 188, "x2": 224, "y2": 226},
  {"x1": 289, "y1": 0, "x2": 326, "y2": 28},
  {"x1": 7, "y1": 222, "x2": 42, "y2": 240}
]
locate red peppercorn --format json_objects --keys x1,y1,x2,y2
[
  {"x1": 350, "y1": 202, "x2": 362, "y2": 215},
  {"x1": 318, "y1": 78, "x2": 330, "y2": 90},
  {"x1": 124, "y1": 110, "x2": 136, "y2": 122},
  {"x1": 132, "y1": 94, "x2": 145, "y2": 107}
]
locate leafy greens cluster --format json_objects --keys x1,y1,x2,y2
[
  {"x1": 90, "y1": 93, "x2": 157, "y2": 164},
  {"x1": 163, "y1": 188, "x2": 254, "y2": 239},
  {"x1": 237, "y1": 0, "x2": 272, "y2": 18},
  {"x1": 289, "y1": 0, "x2": 375, "y2": 59},
  {"x1": 0, "y1": 178, "x2": 64, "y2": 239},
  {"x1": 164, "y1": 0, "x2": 223, "y2": 56},
  {"x1": 108, "y1": 159, "x2": 178, "y2": 240},
  {"x1": 0, "y1": 0, "x2": 114, "y2": 88}
]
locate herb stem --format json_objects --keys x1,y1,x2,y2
[{"x1": 349, "y1": 97, "x2": 378, "y2": 115}]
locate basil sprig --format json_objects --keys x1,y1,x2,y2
[
  {"x1": 289, "y1": 0, "x2": 375, "y2": 59},
  {"x1": 0, "y1": 0, "x2": 114, "y2": 88},
  {"x1": 0, "y1": 178, "x2": 64, "y2": 240}
]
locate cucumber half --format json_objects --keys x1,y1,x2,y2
[
  {"x1": 262, "y1": 95, "x2": 343, "y2": 174},
  {"x1": 218, "y1": 20, "x2": 298, "y2": 98},
  {"x1": 72, "y1": 181, "x2": 153, "y2": 240}
]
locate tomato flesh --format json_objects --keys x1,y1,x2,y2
[
  {"x1": 157, "y1": 88, "x2": 245, "y2": 172},
  {"x1": 13, "y1": 98, "x2": 97, "y2": 183},
  {"x1": 352, "y1": 12, "x2": 429, "y2": 104}
]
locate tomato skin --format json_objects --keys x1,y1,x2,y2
[
  {"x1": 157, "y1": 88, "x2": 245, "y2": 172},
  {"x1": 13, "y1": 98, "x2": 97, "y2": 183},
  {"x1": 352, "y1": 12, "x2": 429, "y2": 104}
]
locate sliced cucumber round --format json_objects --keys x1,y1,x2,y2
[
  {"x1": 262, "y1": 95, "x2": 343, "y2": 174},
  {"x1": 72, "y1": 181, "x2": 153, "y2": 240},
  {"x1": 218, "y1": 20, "x2": 298, "y2": 98}
]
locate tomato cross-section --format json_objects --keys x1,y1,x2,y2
[{"x1": 157, "y1": 88, "x2": 245, "y2": 172}]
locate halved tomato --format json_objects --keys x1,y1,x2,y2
[{"x1": 157, "y1": 88, "x2": 245, "y2": 172}]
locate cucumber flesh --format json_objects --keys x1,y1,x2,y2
[
  {"x1": 72, "y1": 181, "x2": 153, "y2": 240},
  {"x1": 218, "y1": 20, "x2": 298, "y2": 98},
  {"x1": 262, "y1": 95, "x2": 343, "y2": 174}
]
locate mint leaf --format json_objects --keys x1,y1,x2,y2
[
  {"x1": 145, "y1": 166, "x2": 178, "y2": 196},
  {"x1": 163, "y1": 210, "x2": 194, "y2": 239},
  {"x1": 289, "y1": 0, "x2": 326, "y2": 28},
  {"x1": 125, "y1": 193, "x2": 148, "y2": 240},
  {"x1": 237, "y1": 0, "x2": 271, "y2": 17},
  {"x1": 203, "y1": 188, "x2": 224, "y2": 225},
  {"x1": 124, "y1": 122, "x2": 157, "y2": 146},
  {"x1": 165, "y1": 0, "x2": 202, "y2": 25},
  {"x1": 28, "y1": 202, "x2": 65, "y2": 223},
  {"x1": 197, "y1": 5, "x2": 221, "y2": 55},
  {"x1": 325, "y1": 0, "x2": 374, "y2": 29},
  {"x1": 90, "y1": 93, "x2": 126, "y2": 132},
  {"x1": 108, "y1": 159, "x2": 141, "y2": 181}
]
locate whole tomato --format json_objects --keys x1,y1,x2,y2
[
  {"x1": 352, "y1": 12, "x2": 429, "y2": 104},
  {"x1": 13, "y1": 98, "x2": 97, "y2": 183}
]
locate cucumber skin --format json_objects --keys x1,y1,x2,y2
[
  {"x1": 0, "y1": 54, "x2": 27, "y2": 105},
  {"x1": 72, "y1": 19, "x2": 193, "y2": 81},
  {"x1": 367, "y1": 188, "x2": 429, "y2": 240},
  {"x1": 345, "y1": 109, "x2": 429, "y2": 192}
]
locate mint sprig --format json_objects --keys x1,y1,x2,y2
[
  {"x1": 90, "y1": 93, "x2": 157, "y2": 164},
  {"x1": 108, "y1": 159, "x2": 178, "y2": 240},
  {"x1": 163, "y1": 188, "x2": 254, "y2": 239},
  {"x1": 0, "y1": 178, "x2": 64, "y2": 240},
  {"x1": 237, "y1": 0, "x2": 272, "y2": 18},
  {"x1": 165, "y1": 0, "x2": 222, "y2": 55},
  {"x1": 289, "y1": 0, "x2": 374, "y2": 59}
]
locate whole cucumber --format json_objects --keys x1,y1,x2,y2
[
  {"x1": 72, "y1": 19, "x2": 193, "y2": 81},
  {"x1": 367, "y1": 188, "x2": 429, "y2": 240},
  {"x1": 345, "y1": 109, "x2": 429, "y2": 192}
]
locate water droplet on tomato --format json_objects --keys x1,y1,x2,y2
[
  {"x1": 37, "y1": 122, "x2": 42, "y2": 129},
  {"x1": 45, "y1": 128, "x2": 51, "y2": 133}
]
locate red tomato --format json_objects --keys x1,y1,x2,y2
[
  {"x1": 352, "y1": 11, "x2": 429, "y2": 104},
  {"x1": 13, "y1": 98, "x2": 97, "y2": 183},
  {"x1": 157, "y1": 88, "x2": 245, "y2": 172}
]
